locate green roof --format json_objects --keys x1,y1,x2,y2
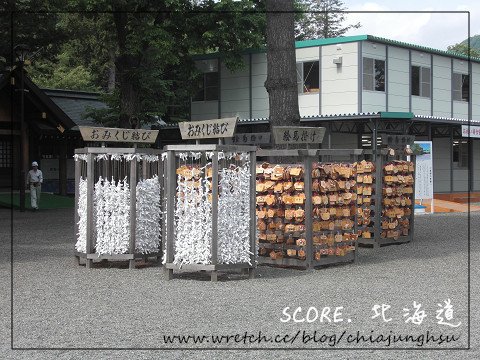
[
  {"x1": 380, "y1": 111, "x2": 414, "y2": 119},
  {"x1": 193, "y1": 34, "x2": 480, "y2": 63},
  {"x1": 366, "y1": 35, "x2": 480, "y2": 63},
  {"x1": 295, "y1": 35, "x2": 368, "y2": 48}
]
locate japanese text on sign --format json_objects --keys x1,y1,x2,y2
[
  {"x1": 225, "y1": 132, "x2": 271, "y2": 145},
  {"x1": 79, "y1": 126, "x2": 159, "y2": 144},
  {"x1": 461, "y1": 125, "x2": 480, "y2": 138},
  {"x1": 414, "y1": 141, "x2": 433, "y2": 200},
  {"x1": 179, "y1": 117, "x2": 237, "y2": 140},
  {"x1": 272, "y1": 126, "x2": 325, "y2": 145}
]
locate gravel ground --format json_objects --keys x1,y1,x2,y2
[{"x1": 1, "y1": 208, "x2": 479, "y2": 360}]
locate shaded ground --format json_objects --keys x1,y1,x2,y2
[
  {"x1": 0, "y1": 193, "x2": 74, "y2": 210},
  {"x1": 1, "y1": 208, "x2": 479, "y2": 359}
]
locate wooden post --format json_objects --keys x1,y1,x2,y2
[
  {"x1": 410, "y1": 155, "x2": 416, "y2": 243},
  {"x1": 74, "y1": 156, "x2": 81, "y2": 252},
  {"x1": 373, "y1": 151, "x2": 383, "y2": 248},
  {"x1": 211, "y1": 151, "x2": 219, "y2": 281},
  {"x1": 142, "y1": 158, "x2": 147, "y2": 180},
  {"x1": 304, "y1": 155, "x2": 313, "y2": 268},
  {"x1": 158, "y1": 155, "x2": 164, "y2": 265},
  {"x1": 85, "y1": 153, "x2": 94, "y2": 269},
  {"x1": 129, "y1": 158, "x2": 137, "y2": 269},
  {"x1": 249, "y1": 150, "x2": 256, "y2": 279},
  {"x1": 59, "y1": 137, "x2": 67, "y2": 196},
  {"x1": 165, "y1": 150, "x2": 176, "y2": 280}
]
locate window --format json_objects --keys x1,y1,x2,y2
[
  {"x1": 296, "y1": 61, "x2": 319, "y2": 93},
  {"x1": 193, "y1": 72, "x2": 219, "y2": 101},
  {"x1": 453, "y1": 140, "x2": 468, "y2": 168},
  {"x1": 363, "y1": 57, "x2": 385, "y2": 91},
  {"x1": 411, "y1": 66, "x2": 431, "y2": 97},
  {"x1": 453, "y1": 73, "x2": 469, "y2": 102},
  {"x1": 0, "y1": 140, "x2": 12, "y2": 167}
]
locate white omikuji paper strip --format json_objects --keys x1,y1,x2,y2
[
  {"x1": 94, "y1": 177, "x2": 130, "y2": 255},
  {"x1": 172, "y1": 152, "x2": 251, "y2": 266},
  {"x1": 76, "y1": 176, "x2": 161, "y2": 255},
  {"x1": 75, "y1": 154, "x2": 162, "y2": 256},
  {"x1": 173, "y1": 172, "x2": 212, "y2": 265},
  {"x1": 135, "y1": 175, "x2": 162, "y2": 254},
  {"x1": 75, "y1": 178, "x2": 88, "y2": 253},
  {"x1": 217, "y1": 163, "x2": 252, "y2": 264}
]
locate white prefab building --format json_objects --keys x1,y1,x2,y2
[{"x1": 158, "y1": 35, "x2": 480, "y2": 194}]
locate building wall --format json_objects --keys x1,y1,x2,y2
[
  {"x1": 432, "y1": 137, "x2": 451, "y2": 193},
  {"x1": 190, "y1": 41, "x2": 480, "y2": 194},
  {"x1": 329, "y1": 132, "x2": 358, "y2": 149},
  {"x1": 0, "y1": 93, "x2": 12, "y2": 122},
  {"x1": 410, "y1": 50, "x2": 431, "y2": 116},
  {"x1": 296, "y1": 47, "x2": 320, "y2": 116},
  {"x1": 251, "y1": 53, "x2": 269, "y2": 119},
  {"x1": 321, "y1": 42, "x2": 359, "y2": 115},
  {"x1": 452, "y1": 59, "x2": 469, "y2": 119},
  {"x1": 191, "y1": 100, "x2": 218, "y2": 120},
  {"x1": 387, "y1": 46, "x2": 410, "y2": 112},
  {"x1": 432, "y1": 55, "x2": 452, "y2": 118},
  {"x1": 362, "y1": 42, "x2": 386, "y2": 113},
  {"x1": 474, "y1": 139, "x2": 480, "y2": 191},
  {"x1": 191, "y1": 58, "x2": 219, "y2": 120},
  {"x1": 220, "y1": 55, "x2": 250, "y2": 119},
  {"x1": 472, "y1": 62, "x2": 480, "y2": 120},
  {"x1": 192, "y1": 41, "x2": 480, "y2": 122}
]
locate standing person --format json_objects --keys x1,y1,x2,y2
[{"x1": 27, "y1": 161, "x2": 43, "y2": 211}]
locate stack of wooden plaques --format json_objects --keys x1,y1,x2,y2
[
  {"x1": 256, "y1": 162, "x2": 358, "y2": 265},
  {"x1": 311, "y1": 163, "x2": 357, "y2": 260},
  {"x1": 381, "y1": 160, "x2": 415, "y2": 239},
  {"x1": 256, "y1": 163, "x2": 306, "y2": 261},
  {"x1": 355, "y1": 160, "x2": 376, "y2": 240}
]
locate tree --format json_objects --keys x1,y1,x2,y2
[
  {"x1": 69, "y1": 0, "x2": 266, "y2": 128},
  {"x1": 3, "y1": 1, "x2": 266, "y2": 128},
  {"x1": 0, "y1": 1, "x2": 67, "y2": 71},
  {"x1": 26, "y1": 51, "x2": 99, "y2": 91},
  {"x1": 295, "y1": 0, "x2": 361, "y2": 40},
  {"x1": 264, "y1": 0, "x2": 300, "y2": 133},
  {"x1": 447, "y1": 40, "x2": 480, "y2": 58}
]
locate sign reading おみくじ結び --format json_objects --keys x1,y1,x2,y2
[
  {"x1": 178, "y1": 117, "x2": 237, "y2": 140},
  {"x1": 79, "y1": 126, "x2": 159, "y2": 144}
]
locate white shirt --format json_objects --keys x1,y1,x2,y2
[{"x1": 27, "y1": 169, "x2": 43, "y2": 185}]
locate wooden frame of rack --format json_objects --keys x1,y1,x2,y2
[
  {"x1": 256, "y1": 148, "x2": 363, "y2": 269},
  {"x1": 356, "y1": 149, "x2": 416, "y2": 248},
  {"x1": 74, "y1": 147, "x2": 163, "y2": 269},
  {"x1": 162, "y1": 144, "x2": 257, "y2": 281}
]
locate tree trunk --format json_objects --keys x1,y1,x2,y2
[
  {"x1": 107, "y1": 48, "x2": 116, "y2": 93},
  {"x1": 264, "y1": 0, "x2": 300, "y2": 134},
  {"x1": 113, "y1": 11, "x2": 139, "y2": 129}
]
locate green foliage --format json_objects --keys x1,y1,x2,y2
[
  {"x1": 294, "y1": 0, "x2": 361, "y2": 40},
  {"x1": 410, "y1": 144, "x2": 425, "y2": 156},
  {"x1": 447, "y1": 39, "x2": 480, "y2": 58},
  {"x1": 27, "y1": 52, "x2": 100, "y2": 91},
  {"x1": 0, "y1": 0, "x2": 67, "y2": 70},
  {"x1": 3, "y1": 0, "x2": 266, "y2": 128}
]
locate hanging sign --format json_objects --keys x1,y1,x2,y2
[
  {"x1": 272, "y1": 126, "x2": 325, "y2": 145},
  {"x1": 413, "y1": 141, "x2": 433, "y2": 199},
  {"x1": 178, "y1": 117, "x2": 237, "y2": 140},
  {"x1": 380, "y1": 134, "x2": 415, "y2": 149},
  {"x1": 41, "y1": 158, "x2": 59, "y2": 180},
  {"x1": 461, "y1": 125, "x2": 480, "y2": 138},
  {"x1": 225, "y1": 132, "x2": 271, "y2": 145},
  {"x1": 79, "y1": 126, "x2": 159, "y2": 144}
]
